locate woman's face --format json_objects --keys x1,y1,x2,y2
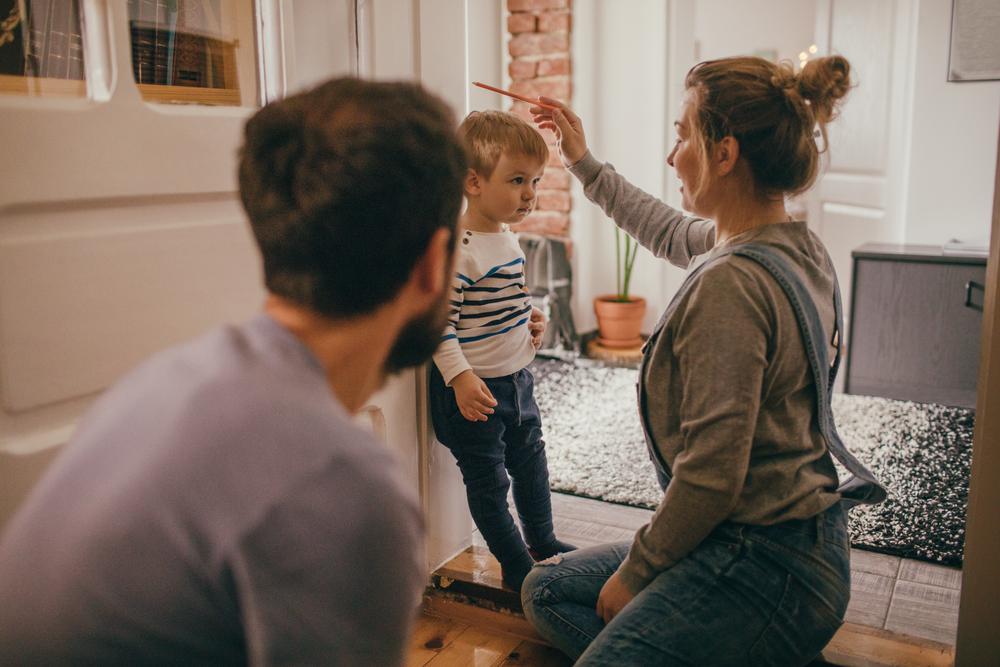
[{"x1": 667, "y1": 92, "x2": 706, "y2": 214}]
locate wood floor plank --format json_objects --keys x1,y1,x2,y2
[
  {"x1": 552, "y1": 515, "x2": 636, "y2": 546},
  {"x1": 820, "y1": 622, "x2": 955, "y2": 667},
  {"x1": 423, "y1": 596, "x2": 545, "y2": 644},
  {"x1": 499, "y1": 640, "x2": 573, "y2": 666},
  {"x1": 850, "y1": 549, "x2": 902, "y2": 579},
  {"x1": 845, "y1": 571, "x2": 895, "y2": 628},
  {"x1": 550, "y1": 492, "x2": 652, "y2": 527},
  {"x1": 885, "y1": 581, "x2": 960, "y2": 646},
  {"x1": 407, "y1": 615, "x2": 470, "y2": 667},
  {"x1": 437, "y1": 546, "x2": 503, "y2": 589},
  {"x1": 897, "y1": 559, "x2": 962, "y2": 591},
  {"x1": 424, "y1": 625, "x2": 522, "y2": 667}
]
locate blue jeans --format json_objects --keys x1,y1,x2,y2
[
  {"x1": 429, "y1": 366, "x2": 557, "y2": 563},
  {"x1": 522, "y1": 502, "x2": 850, "y2": 666}
]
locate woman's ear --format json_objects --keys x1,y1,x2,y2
[
  {"x1": 714, "y1": 136, "x2": 741, "y2": 177},
  {"x1": 464, "y1": 168, "x2": 482, "y2": 196}
]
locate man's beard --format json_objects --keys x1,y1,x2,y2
[{"x1": 383, "y1": 298, "x2": 450, "y2": 375}]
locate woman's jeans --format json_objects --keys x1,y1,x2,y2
[{"x1": 521, "y1": 502, "x2": 851, "y2": 666}]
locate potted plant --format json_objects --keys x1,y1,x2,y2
[{"x1": 593, "y1": 227, "x2": 646, "y2": 348}]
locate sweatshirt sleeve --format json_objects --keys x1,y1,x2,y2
[
  {"x1": 231, "y1": 450, "x2": 425, "y2": 667},
  {"x1": 615, "y1": 260, "x2": 772, "y2": 594},
  {"x1": 567, "y1": 151, "x2": 716, "y2": 269},
  {"x1": 432, "y1": 263, "x2": 472, "y2": 386}
]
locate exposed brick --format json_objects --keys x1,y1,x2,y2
[
  {"x1": 537, "y1": 11, "x2": 571, "y2": 32},
  {"x1": 507, "y1": 12, "x2": 536, "y2": 33},
  {"x1": 536, "y1": 57, "x2": 570, "y2": 77},
  {"x1": 537, "y1": 189, "x2": 571, "y2": 211},
  {"x1": 510, "y1": 77, "x2": 570, "y2": 101},
  {"x1": 509, "y1": 32, "x2": 570, "y2": 57},
  {"x1": 508, "y1": 0, "x2": 569, "y2": 11},
  {"x1": 539, "y1": 168, "x2": 570, "y2": 189},
  {"x1": 519, "y1": 211, "x2": 569, "y2": 236},
  {"x1": 508, "y1": 59, "x2": 538, "y2": 81},
  {"x1": 508, "y1": 0, "x2": 572, "y2": 239}
]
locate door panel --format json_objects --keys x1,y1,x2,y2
[
  {"x1": 0, "y1": 2, "x2": 269, "y2": 527},
  {"x1": 826, "y1": 0, "x2": 893, "y2": 174},
  {"x1": 0, "y1": 196, "x2": 259, "y2": 412},
  {"x1": 809, "y1": 0, "x2": 915, "y2": 318},
  {"x1": 1, "y1": 0, "x2": 480, "y2": 572}
]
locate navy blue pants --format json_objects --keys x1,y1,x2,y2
[{"x1": 429, "y1": 366, "x2": 556, "y2": 566}]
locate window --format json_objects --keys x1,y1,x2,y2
[
  {"x1": 0, "y1": 0, "x2": 86, "y2": 97},
  {"x1": 128, "y1": 0, "x2": 257, "y2": 106}
]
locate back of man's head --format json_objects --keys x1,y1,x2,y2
[{"x1": 239, "y1": 77, "x2": 467, "y2": 318}]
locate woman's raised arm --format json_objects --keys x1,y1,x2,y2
[{"x1": 531, "y1": 97, "x2": 715, "y2": 268}]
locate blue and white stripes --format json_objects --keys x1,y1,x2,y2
[{"x1": 433, "y1": 231, "x2": 536, "y2": 384}]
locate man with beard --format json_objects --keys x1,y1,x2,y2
[{"x1": 0, "y1": 78, "x2": 512, "y2": 665}]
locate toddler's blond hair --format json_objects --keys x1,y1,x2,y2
[{"x1": 458, "y1": 110, "x2": 549, "y2": 178}]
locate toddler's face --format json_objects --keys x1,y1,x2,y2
[{"x1": 478, "y1": 152, "x2": 546, "y2": 225}]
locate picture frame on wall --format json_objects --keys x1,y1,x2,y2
[{"x1": 948, "y1": 0, "x2": 1000, "y2": 81}]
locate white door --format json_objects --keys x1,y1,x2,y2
[
  {"x1": 0, "y1": 0, "x2": 268, "y2": 522},
  {"x1": 0, "y1": 0, "x2": 485, "y2": 573},
  {"x1": 361, "y1": 0, "x2": 503, "y2": 572},
  {"x1": 808, "y1": 0, "x2": 917, "y2": 316}
]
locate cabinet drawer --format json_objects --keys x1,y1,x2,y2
[{"x1": 846, "y1": 255, "x2": 985, "y2": 407}]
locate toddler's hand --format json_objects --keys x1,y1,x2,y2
[
  {"x1": 451, "y1": 371, "x2": 498, "y2": 422},
  {"x1": 529, "y1": 306, "x2": 546, "y2": 350}
]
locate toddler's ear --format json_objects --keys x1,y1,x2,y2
[{"x1": 464, "y1": 168, "x2": 482, "y2": 196}]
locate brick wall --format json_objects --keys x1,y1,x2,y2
[{"x1": 506, "y1": 0, "x2": 572, "y2": 240}]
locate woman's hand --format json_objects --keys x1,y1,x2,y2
[
  {"x1": 530, "y1": 96, "x2": 588, "y2": 165},
  {"x1": 595, "y1": 571, "x2": 635, "y2": 624},
  {"x1": 529, "y1": 306, "x2": 547, "y2": 350}
]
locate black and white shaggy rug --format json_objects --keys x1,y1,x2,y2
[{"x1": 530, "y1": 357, "x2": 974, "y2": 566}]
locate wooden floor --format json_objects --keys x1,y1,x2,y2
[
  {"x1": 412, "y1": 492, "x2": 960, "y2": 666},
  {"x1": 408, "y1": 613, "x2": 571, "y2": 666},
  {"x1": 538, "y1": 492, "x2": 963, "y2": 646}
]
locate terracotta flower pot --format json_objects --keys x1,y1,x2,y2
[{"x1": 593, "y1": 295, "x2": 646, "y2": 348}]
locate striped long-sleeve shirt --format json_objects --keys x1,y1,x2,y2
[{"x1": 432, "y1": 228, "x2": 536, "y2": 385}]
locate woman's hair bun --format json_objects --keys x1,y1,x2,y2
[{"x1": 797, "y1": 55, "x2": 852, "y2": 125}]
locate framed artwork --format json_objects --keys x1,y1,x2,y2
[
  {"x1": 948, "y1": 0, "x2": 1000, "y2": 81},
  {"x1": 0, "y1": 0, "x2": 86, "y2": 96}
]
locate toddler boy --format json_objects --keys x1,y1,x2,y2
[{"x1": 430, "y1": 111, "x2": 576, "y2": 591}]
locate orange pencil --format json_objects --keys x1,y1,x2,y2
[{"x1": 472, "y1": 81, "x2": 559, "y2": 110}]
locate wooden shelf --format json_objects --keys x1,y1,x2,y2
[{"x1": 0, "y1": 74, "x2": 86, "y2": 97}]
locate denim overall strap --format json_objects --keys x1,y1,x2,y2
[
  {"x1": 730, "y1": 244, "x2": 887, "y2": 507},
  {"x1": 638, "y1": 255, "x2": 726, "y2": 488}
]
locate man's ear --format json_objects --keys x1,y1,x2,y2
[
  {"x1": 714, "y1": 136, "x2": 740, "y2": 177},
  {"x1": 464, "y1": 168, "x2": 482, "y2": 196},
  {"x1": 411, "y1": 227, "x2": 453, "y2": 301}
]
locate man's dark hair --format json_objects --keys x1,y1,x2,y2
[{"x1": 239, "y1": 77, "x2": 467, "y2": 317}]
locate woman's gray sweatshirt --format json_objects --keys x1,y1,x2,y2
[{"x1": 569, "y1": 152, "x2": 842, "y2": 594}]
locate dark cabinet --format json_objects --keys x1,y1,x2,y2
[{"x1": 845, "y1": 244, "x2": 987, "y2": 408}]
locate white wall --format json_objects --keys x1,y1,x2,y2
[
  {"x1": 694, "y1": 0, "x2": 816, "y2": 64},
  {"x1": 904, "y1": 0, "x2": 1000, "y2": 246},
  {"x1": 570, "y1": 0, "x2": 671, "y2": 334},
  {"x1": 568, "y1": 0, "x2": 815, "y2": 334}
]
